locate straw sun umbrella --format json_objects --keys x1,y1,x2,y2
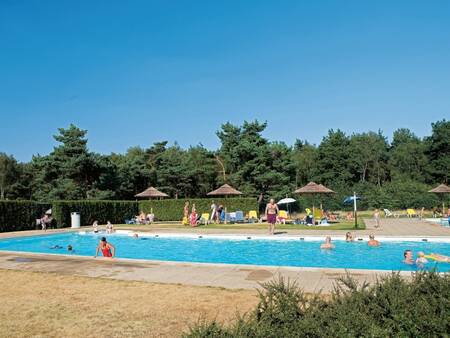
[
  {"x1": 207, "y1": 184, "x2": 242, "y2": 224},
  {"x1": 294, "y1": 182, "x2": 335, "y2": 223},
  {"x1": 428, "y1": 184, "x2": 450, "y2": 216},
  {"x1": 135, "y1": 186, "x2": 169, "y2": 199},
  {"x1": 207, "y1": 184, "x2": 242, "y2": 197}
]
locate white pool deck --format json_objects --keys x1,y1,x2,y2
[{"x1": 0, "y1": 217, "x2": 448, "y2": 294}]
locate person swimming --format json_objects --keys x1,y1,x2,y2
[
  {"x1": 50, "y1": 245, "x2": 63, "y2": 249},
  {"x1": 320, "y1": 236, "x2": 335, "y2": 249},
  {"x1": 425, "y1": 253, "x2": 450, "y2": 263},
  {"x1": 345, "y1": 232, "x2": 354, "y2": 242},
  {"x1": 403, "y1": 250, "x2": 414, "y2": 265},
  {"x1": 67, "y1": 245, "x2": 74, "y2": 252},
  {"x1": 95, "y1": 237, "x2": 115, "y2": 258},
  {"x1": 367, "y1": 234, "x2": 380, "y2": 247},
  {"x1": 415, "y1": 251, "x2": 428, "y2": 264}
]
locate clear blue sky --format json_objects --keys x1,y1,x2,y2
[{"x1": 1, "y1": 0, "x2": 449, "y2": 161}]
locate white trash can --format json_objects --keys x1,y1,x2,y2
[{"x1": 71, "y1": 212, "x2": 81, "y2": 228}]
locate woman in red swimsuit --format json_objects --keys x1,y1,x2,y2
[{"x1": 95, "y1": 237, "x2": 115, "y2": 258}]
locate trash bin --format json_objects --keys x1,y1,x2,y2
[{"x1": 71, "y1": 212, "x2": 80, "y2": 228}]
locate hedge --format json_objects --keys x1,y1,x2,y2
[
  {"x1": 139, "y1": 198, "x2": 258, "y2": 221},
  {"x1": 52, "y1": 200, "x2": 139, "y2": 227},
  {"x1": 0, "y1": 201, "x2": 51, "y2": 232}
]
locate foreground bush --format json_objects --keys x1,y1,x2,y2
[{"x1": 185, "y1": 272, "x2": 450, "y2": 337}]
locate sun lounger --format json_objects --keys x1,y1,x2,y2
[
  {"x1": 248, "y1": 210, "x2": 258, "y2": 222},
  {"x1": 407, "y1": 209, "x2": 417, "y2": 218},
  {"x1": 200, "y1": 213, "x2": 210, "y2": 225},
  {"x1": 235, "y1": 211, "x2": 245, "y2": 223},
  {"x1": 383, "y1": 209, "x2": 399, "y2": 218}
]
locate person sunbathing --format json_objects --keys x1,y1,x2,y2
[{"x1": 320, "y1": 236, "x2": 334, "y2": 249}]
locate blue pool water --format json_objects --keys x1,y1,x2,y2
[{"x1": 0, "y1": 232, "x2": 449, "y2": 272}]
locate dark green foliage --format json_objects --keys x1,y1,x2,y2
[
  {"x1": 139, "y1": 198, "x2": 258, "y2": 221},
  {"x1": 185, "y1": 272, "x2": 450, "y2": 338},
  {"x1": 52, "y1": 200, "x2": 138, "y2": 227},
  {"x1": 0, "y1": 201, "x2": 51, "y2": 232},
  {"x1": 1, "y1": 120, "x2": 449, "y2": 210}
]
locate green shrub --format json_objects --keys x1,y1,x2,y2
[
  {"x1": 52, "y1": 200, "x2": 138, "y2": 227},
  {"x1": 184, "y1": 271, "x2": 450, "y2": 337},
  {"x1": 0, "y1": 201, "x2": 51, "y2": 232},
  {"x1": 139, "y1": 198, "x2": 258, "y2": 221}
]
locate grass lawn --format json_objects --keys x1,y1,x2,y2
[
  {"x1": 0, "y1": 269, "x2": 257, "y2": 338},
  {"x1": 116, "y1": 219, "x2": 365, "y2": 231}
]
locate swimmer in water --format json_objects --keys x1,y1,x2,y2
[
  {"x1": 367, "y1": 234, "x2": 380, "y2": 247},
  {"x1": 320, "y1": 236, "x2": 335, "y2": 249},
  {"x1": 95, "y1": 237, "x2": 115, "y2": 258},
  {"x1": 345, "y1": 232, "x2": 354, "y2": 242},
  {"x1": 67, "y1": 245, "x2": 74, "y2": 252},
  {"x1": 403, "y1": 250, "x2": 414, "y2": 265},
  {"x1": 50, "y1": 245, "x2": 63, "y2": 249},
  {"x1": 133, "y1": 233, "x2": 139, "y2": 239},
  {"x1": 426, "y1": 253, "x2": 450, "y2": 263},
  {"x1": 415, "y1": 251, "x2": 428, "y2": 264}
]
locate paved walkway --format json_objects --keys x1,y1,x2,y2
[
  {"x1": 0, "y1": 218, "x2": 447, "y2": 294},
  {"x1": 0, "y1": 251, "x2": 399, "y2": 294}
]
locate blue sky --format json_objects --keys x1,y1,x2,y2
[{"x1": 1, "y1": 0, "x2": 449, "y2": 161}]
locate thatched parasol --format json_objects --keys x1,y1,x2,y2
[
  {"x1": 207, "y1": 184, "x2": 242, "y2": 197},
  {"x1": 294, "y1": 182, "x2": 335, "y2": 222},
  {"x1": 428, "y1": 184, "x2": 450, "y2": 215},
  {"x1": 135, "y1": 186, "x2": 169, "y2": 199}
]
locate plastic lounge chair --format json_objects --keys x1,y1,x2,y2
[
  {"x1": 248, "y1": 210, "x2": 258, "y2": 223},
  {"x1": 278, "y1": 210, "x2": 288, "y2": 224},
  {"x1": 200, "y1": 213, "x2": 210, "y2": 225},
  {"x1": 235, "y1": 211, "x2": 244, "y2": 223},
  {"x1": 383, "y1": 209, "x2": 399, "y2": 218},
  {"x1": 407, "y1": 209, "x2": 417, "y2": 218},
  {"x1": 313, "y1": 209, "x2": 323, "y2": 224}
]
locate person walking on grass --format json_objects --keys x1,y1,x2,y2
[{"x1": 265, "y1": 198, "x2": 279, "y2": 235}]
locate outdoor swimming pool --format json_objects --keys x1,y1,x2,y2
[{"x1": 0, "y1": 232, "x2": 449, "y2": 272}]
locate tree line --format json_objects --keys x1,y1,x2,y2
[{"x1": 0, "y1": 119, "x2": 448, "y2": 210}]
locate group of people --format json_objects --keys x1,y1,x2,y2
[
  {"x1": 133, "y1": 211, "x2": 155, "y2": 225},
  {"x1": 183, "y1": 201, "x2": 225, "y2": 226},
  {"x1": 403, "y1": 250, "x2": 450, "y2": 266},
  {"x1": 92, "y1": 220, "x2": 114, "y2": 234},
  {"x1": 320, "y1": 233, "x2": 380, "y2": 249}
]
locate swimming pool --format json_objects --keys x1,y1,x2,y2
[{"x1": 0, "y1": 232, "x2": 449, "y2": 272}]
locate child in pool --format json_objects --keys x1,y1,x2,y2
[{"x1": 416, "y1": 251, "x2": 428, "y2": 264}]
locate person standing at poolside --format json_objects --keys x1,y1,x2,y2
[
  {"x1": 190, "y1": 203, "x2": 198, "y2": 226},
  {"x1": 106, "y1": 221, "x2": 114, "y2": 234},
  {"x1": 265, "y1": 199, "x2": 279, "y2": 235},
  {"x1": 373, "y1": 209, "x2": 381, "y2": 229},
  {"x1": 95, "y1": 237, "x2": 115, "y2": 258},
  {"x1": 210, "y1": 200, "x2": 217, "y2": 222},
  {"x1": 183, "y1": 201, "x2": 190, "y2": 225}
]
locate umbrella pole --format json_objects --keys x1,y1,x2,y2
[{"x1": 353, "y1": 191, "x2": 358, "y2": 229}]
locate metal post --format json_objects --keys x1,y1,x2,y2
[{"x1": 353, "y1": 192, "x2": 358, "y2": 228}]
